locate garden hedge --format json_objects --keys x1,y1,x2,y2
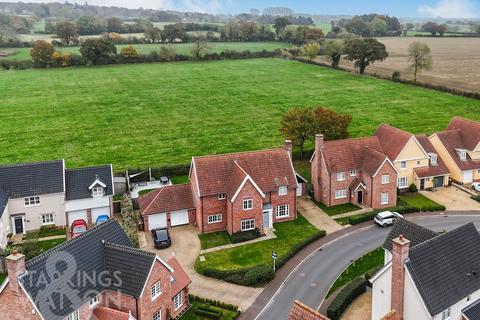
[
  {"x1": 230, "y1": 228, "x2": 261, "y2": 243},
  {"x1": 327, "y1": 277, "x2": 367, "y2": 320},
  {"x1": 472, "y1": 195, "x2": 480, "y2": 203},
  {"x1": 189, "y1": 295, "x2": 239, "y2": 312}
]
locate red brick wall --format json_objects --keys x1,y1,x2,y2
[
  {"x1": 198, "y1": 195, "x2": 228, "y2": 233},
  {"x1": 189, "y1": 167, "x2": 204, "y2": 232},
  {"x1": 270, "y1": 189, "x2": 297, "y2": 224},
  {"x1": 391, "y1": 237, "x2": 410, "y2": 320},
  {"x1": 371, "y1": 163, "x2": 398, "y2": 209},
  {"x1": 314, "y1": 153, "x2": 332, "y2": 206},
  {"x1": 0, "y1": 283, "x2": 42, "y2": 320},
  {"x1": 230, "y1": 180, "x2": 264, "y2": 234},
  {"x1": 102, "y1": 290, "x2": 137, "y2": 317},
  {"x1": 328, "y1": 172, "x2": 356, "y2": 207},
  {"x1": 169, "y1": 289, "x2": 189, "y2": 318}
]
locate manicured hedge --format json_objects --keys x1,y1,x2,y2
[
  {"x1": 327, "y1": 277, "x2": 367, "y2": 320},
  {"x1": 189, "y1": 295, "x2": 239, "y2": 312},
  {"x1": 471, "y1": 195, "x2": 480, "y2": 203},
  {"x1": 230, "y1": 228, "x2": 261, "y2": 243}
]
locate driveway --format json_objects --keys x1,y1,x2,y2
[
  {"x1": 139, "y1": 225, "x2": 262, "y2": 311},
  {"x1": 421, "y1": 187, "x2": 480, "y2": 211},
  {"x1": 297, "y1": 197, "x2": 344, "y2": 234}
]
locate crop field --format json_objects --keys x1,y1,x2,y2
[
  {"x1": 0, "y1": 41, "x2": 291, "y2": 60},
  {"x1": 321, "y1": 37, "x2": 480, "y2": 93},
  {"x1": 0, "y1": 58, "x2": 479, "y2": 170}
]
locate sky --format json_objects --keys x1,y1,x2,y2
[{"x1": 23, "y1": 0, "x2": 480, "y2": 18}]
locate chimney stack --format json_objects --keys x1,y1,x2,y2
[
  {"x1": 6, "y1": 251, "x2": 26, "y2": 295},
  {"x1": 284, "y1": 140, "x2": 293, "y2": 158},
  {"x1": 391, "y1": 235, "x2": 410, "y2": 320},
  {"x1": 315, "y1": 134, "x2": 324, "y2": 153}
]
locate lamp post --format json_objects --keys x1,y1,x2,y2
[{"x1": 272, "y1": 251, "x2": 278, "y2": 272}]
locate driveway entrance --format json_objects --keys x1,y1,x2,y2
[{"x1": 420, "y1": 187, "x2": 480, "y2": 211}]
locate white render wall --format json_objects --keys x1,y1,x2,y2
[
  {"x1": 0, "y1": 206, "x2": 10, "y2": 249},
  {"x1": 65, "y1": 196, "x2": 110, "y2": 212},
  {"x1": 371, "y1": 264, "x2": 392, "y2": 320},
  {"x1": 432, "y1": 288, "x2": 480, "y2": 320},
  {"x1": 403, "y1": 268, "x2": 430, "y2": 320}
]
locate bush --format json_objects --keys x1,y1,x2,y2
[
  {"x1": 472, "y1": 195, "x2": 480, "y2": 203},
  {"x1": 230, "y1": 228, "x2": 260, "y2": 243},
  {"x1": 194, "y1": 308, "x2": 222, "y2": 320},
  {"x1": 408, "y1": 184, "x2": 418, "y2": 193},
  {"x1": 392, "y1": 70, "x2": 401, "y2": 81},
  {"x1": 327, "y1": 277, "x2": 366, "y2": 320},
  {"x1": 243, "y1": 264, "x2": 274, "y2": 285}
]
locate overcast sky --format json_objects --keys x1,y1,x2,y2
[{"x1": 21, "y1": 0, "x2": 480, "y2": 18}]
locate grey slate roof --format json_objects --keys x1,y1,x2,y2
[
  {"x1": 0, "y1": 189, "x2": 8, "y2": 218},
  {"x1": 65, "y1": 165, "x2": 113, "y2": 201},
  {"x1": 463, "y1": 299, "x2": 480, "y2": 320},
  {"x1": 19, "y1": 219, "x2": 155, "y2": 320},
  {"x1": 382, "y1": 218, "x2": 438, "y2": 252},
  {"x1": 0, "y1": 160, "x2": 64, "y2": 198},
  {"x1": 405, "y1": 223, "x2": 480, "y2": 317}
]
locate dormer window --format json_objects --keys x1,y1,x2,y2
[
  {"x1": 429, "y1": 153, "x2": 438, "y2": 166},
  {"x1": 278, "y1": 186, "x2": 287, "y2": 196},
  {"x1": 460, "y1": 151, "x2": 467, "y2": 161},
  {"x1": 92, "y1": 187, "x2": 104, "y2": 197}
]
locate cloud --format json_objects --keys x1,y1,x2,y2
[
  {"x1": 418, "y1": 0, "x2": 479, "y2": 18},
  {"x1": 159, "y1": 0, "x2": 233, "y2": 13}
]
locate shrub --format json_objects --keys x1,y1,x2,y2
[
  {"x1": 243, "y1": 264, "x2": 274, "y2": 285},
  {"x1": 230, "y1": 228, "x2": 260, "y2": 243},
  {"x1": 471, "y1": 195, "x2": 480, "y2": 203},
  {"x1": 408, "y1": 184, "x2": 418, "y2": 193},
  {"x1": 194, "y1": 308, "x2": 222, "y2": 320},
  {"x1": 327, "y1": 277, "x2": 366, "y2": 320},
  {"x1": 392, "y1": 70, "x2": 401, "y2": 81}
]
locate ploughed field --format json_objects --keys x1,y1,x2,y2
[{"x1": 0, "y1": 58, "x2": 479, "y2": 170}]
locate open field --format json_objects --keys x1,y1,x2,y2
[
  {"x1": 320, "y1": 37, "x2": 480, "y2": 93},
  {"x1": 0, "y1": 41, "x2": 291, "y2": 60},
  {"x1": 0, "y1": 58, "x2": 479, "y2": 169}
]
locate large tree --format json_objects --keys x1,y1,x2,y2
[
  {"x1": 408, "y1": 42, "x2": 433, "y2": 82},
  {"x1": 190, "y1": 38, "x2": 212, "y2": 60},
  {"x1": 279, "y1": 108, "x2": 315, "y2": 158},
  {"x1": 30, "y1": 40, "x2": 55, "y2": 67},
  {"x1": 55, "y1": 21, "x2": 78, "y2": 46},
  {"x1": 312, "y1": 107, "x2": 352, "y2": 141},
  {"x1": 274, "y1": 17, "x2": 291, "y2": 35},
  {"x1": 344, "y1": 38, "x2": 388, "y2": 74},
  {"x1": 322, "y1": 40, "x2": 344, "y2": 68},
  {"x1": 144, "y1": 27, "x2": 161, "y2": 43},
  {"x1": 76, "y1": 16, "x2": 104, "y2": 35},
  {"x1": 106, "y1": 17, "x2": 125, "y2": 33},
  {"x1": 79, "y1": 38, "x2": 116, "y2": 65}
]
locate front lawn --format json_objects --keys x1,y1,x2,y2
[
  {"x1": 23, "y1": 227, "x2": 66, "y2": 240},
  {"x1": 172, "y1": 175, "x2": 189, "y2": 184},
  {"x1": 315, "y1": 201, "x2": 360, "y2": 217},
  {"x1": 181, "y1": 300, "x2": 240, "y2": 320},
  {"x1": 196, "y1": 215, "x2": 321, "y2": 272},
  {"x1": 398, "y1": 193, "x2": 444, "y2": 210},
  {"x1": 138, "y1": 188, "x2": 156, "y2": 196},
  {"x1": 199, "y1": 231, "x2": 232, "y2": 250},
  {"x1": 13, "y1": 238, "x2": 67, "y2": 260}
]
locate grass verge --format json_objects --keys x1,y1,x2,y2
[
  {"x1": 315, "y1": 201, "x2": 360, "y2": 217},
  {"x1": 199, "y1": 231, "x2": 232, "y2": 250},
  {"x1": 398, "y1": 192, "x2": 443, "y2": 209},
  {"x1": 23, "y1": 227, "x2": 66, "y2": 240}
]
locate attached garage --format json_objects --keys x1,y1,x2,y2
[
  {"x1": 464, "y1": 171, "x2": 474, "y2": 184},
  {"x1": 67, "y1": 210, "x2": 88, "y2": 226},
  {"x1": 92, "y1": 207, "x2": 110, "y2": 224},
  {"x1": 148, "y1": 213, "x2": 167, "y2": 230},
  {"x1": 170, "y1": 210, "x2": 189, "y2": 226}
]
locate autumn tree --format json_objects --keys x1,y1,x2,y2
[
  {"x1": 408, "y1": 42, "x2": 433, "y2": 82},
  {"x1": 55, "y1": 21, "x2": 78, "y2": 46},
  {"x1": 30, "y1": 40, "x2": 55, "y2": 67},
  {"x1": 159, "y1": 45, "x2": 176, "y2": 62},
  {"x1": 279, "y1": 108, "x2": 315, "y2": 159},
  {"x1": 312, "y1": 107, "x2": 352, "y2": 141},
  {"x1": 79, "y1": 38, "x2": 117, "y2": 65},
  {"x1": 302, "y1": 42, "x2": 320, "y2": 59},
  {"x1": 322, "y1": 40, "x2": 344, "y2": 68},
  {"x1": 121, "y1": 45, "x2": 139, "y2": 61},
  {"x1": 52, "y1": 51, "x2": 71, "y2": 67},
  {"x1": 344, "y1": 38, "x2": 388, "y2": 74}
]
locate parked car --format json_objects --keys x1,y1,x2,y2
[
  {"x1": 472, "y1": 182, "x2": 480, "y2": 192},
  {"x1": 95, "y1": 215, "x2": 109, "y2": 225},
  {"x1": 71, "y1": 219, "x2": 88, "y2": 238},
  {"x1": 374, "y1": 211, "x2": 403, "y2": 227},
  {"x1": 151, "y1": 227, "x2": 171, "y2": 249}
]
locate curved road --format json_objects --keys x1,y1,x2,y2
[{"x1": 254, "y1": 214, "x2": 480, "y2": 320}]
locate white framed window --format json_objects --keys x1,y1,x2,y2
[
  {"x1": 92, "y1": 187, "x2": 104, "y2": 197},
  {"x1": 25, "y1": 196, "x2": 40, "y2": 207},
  {"x1": 278, "y1": 186, "x2": 288, "y2": 196},
  {"x1": 441, "y1": 308, "x2": 451, "y2": 320},
  {"x1": 381, "y1": 193, "x2": 389, "y2": 205},
  {"x1": 241, "y1": 219, "x2": 255, "y2": 231},
  {"x1": 336, "y1": 172, "x2": 346, "y2": 181},
  {"x1": 89, "y1": 294, "x2": 100, "y2": 309},
  {"x1": 42, "y1": 214, "x2": 54, "y2": 225},
  {"x1": 276, "y1": 205, "x2": 289, "y2": 218},
  {"x1": 381, "y1": 174, "x2": 390, "y2": 184},
  {"x1": 349, "y1": 170, "x2": 357, "y2": 177},
  {"x1": 399, "y1": 161, "x2": 407, "y2": 170},
  {"x1": 218, "y1": 193, "x2": 226, "y2": 200},
  {"x1": 430, "y1": 154, "x2": 437, "y2": 165},
  {"x1": 460, "y1": 151, "x2": 467, "y2": 161},
  {"x1": 153, "y1": 309, "x2": 162, "y2": 320},
  {"x1": 208, "y1": 214, "x2": 222, "y2": 224},
  {"x1": 398, "y1": 177, "x2": 408, "y2": 188},
  {"x1": 335, "y1": 189, "x2": 347, "y2": 199},
  {"x1": 243, "y1": 199, "x2": 253, "y2": 210},
  {"x1": 173, "y1": 292, "x2": 183, "y2": 311},
  {"x1": 151, "y1": 281, "x2": 161, "y2": 300},
  {"x1": 478, "y1": 170, "x2": 480, "y2": 174},
  {"x1": 65, "y1": 310, "x2": 80, "y2": 320}
]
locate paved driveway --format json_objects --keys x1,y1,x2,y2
[
  {"x1": 139, "y1": 225, "x2": 262, "y2": 311},
  {"x1": 297, "y1": 197, "x2": 344, "y2": 234},
  {"x1": 421, "y1": 187, "x2": 480, "y2": 211}
]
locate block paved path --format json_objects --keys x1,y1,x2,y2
[{"x1": 297, "y1": 197, "x2": 344, "y2": 234}]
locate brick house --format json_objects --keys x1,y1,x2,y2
[
  {"x1": 0, "y1": 219, "x2": 191, "y2": 320},
  {"x1": 311, "y1": 134, "x2": 398, "y2": 209},
  {"x1": 288, "y1": 300, "x2": 330, "y2": 320},
  {"x1": 139, "y1": 142, "x2": 299, "y2": 234}
]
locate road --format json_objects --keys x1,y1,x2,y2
[{"x1": 254, "y1": 214, "x2": 480, "y2": 320}]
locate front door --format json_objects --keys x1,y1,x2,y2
[
  {"x1": 14, "y1": 217, "x2": 23, "y2": 234},
  {"x1": 357, "y1": 191, "x2": 363, "y2": 204},
  {"x1": 420, "y1": 179, "x2": 425, "y2": 190},
  {"x1": 263, "y1": 210, "x2": 272, "y2": 229}
]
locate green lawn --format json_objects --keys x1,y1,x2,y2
[
  {"x1": 315, "y1": 201, "x2": 360, "y2": 217},
  {"x1": 398, "y1": 193, "x2": 442, "y2": 208},
  {"x1": 0, "y1": 58, "x2": 479, "y2": 170},
  {"x1": 0, "y1": 273, "x2": 6, "y2": 284},
  {"x1": 138, "y1": 188, "x2": 156, "y2": 196},
  {"x1": 199, "y1": 231, "x2": 232, "y2": 250},
  {"x1": 23, "y1": 227, "x2": 66, "y2": 240},
  {"x1": 196, "y1": 215, "x2": 320, "y2": 271},
  {"x1": 293, "y1": 160, "x2": 311, "y2": 182},
  {"x1": 327, "y1": 247, "x2": 383, "y2": 297},
  {"x1": 0, "y1": 41, "x2": 291, "y2": 61},
  {"x1": 172, "y1": 175, "x2": 189, "y2": 184},
  {"x1": 181, "y1": 301, "x2": 240, "y2": 320},
  {"x1": 37, "y1": 238, "x2": 66, "y2": 251}
]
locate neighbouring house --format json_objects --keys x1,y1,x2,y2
[
  {"x1": 370, "y1": 218, "x2": 480, "y2": 320},
  {"x1": 288, "y1": 300, "x2": 330, "y2": 320},
  {"x1": 311, "y1": 134, "x2": 398, "y2": 209},
  {"x1": 0, "y1": 219, "x2": 191, "y2": 320},
  {"x1": 375, "y1": 124, "x2": 450, "y2": 191},
  {"x1": 139, "y1": 141, "x2": 299, "y2": 234},
  {"x1": 430, "y1": 116, "x2": 480, "y2": 185},
  {"x1": 0, "y1": 160, "x2": 114, "y2": 249}
]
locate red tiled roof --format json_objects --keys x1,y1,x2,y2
[
  {"x1": 288, "y1": 301, "x2": 330, "y2": 320},
  {"x1": 361, "y1": 146, "x2": 389, "y2": 176},
  {"x1": 381, "y1": 310, "x2": 400, "y2": 320},
  {"x1": 138, "y1": 184, "x2": 195, "y2": 215},
  {"x1": 436, "y1": 130, "x2": 480, "y2": 172},
  {"x1": 350, "y1": 178, "x2": 366, "y2": 191},
  {"x1": 414, "y1": 134, "x2": 450, "y2": 178},
  {"x1": 92, "y1": 306, "x2": 133, "y2": 320},
  {"x1": 375, "y1": 123, "x2": 412, "y2": 161},
  {"x1": 192, "y1": 148, "x2": 296, "y2": 196},
  {"x1": 167, "y1": 257, "x2": 192, "y2": 296},
  {"x1": 446, "y1": 117, "x2": 480, "y2": 151},
  {"x1": 226, "y1": 162, "x2": 249, "y2": 199}
]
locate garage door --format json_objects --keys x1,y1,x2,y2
[
  {"x1": 67, "y1": 210, "x2": 88, "y2": 226},
  {"x1": 92, "y1": 207, "x2": 111, "y2": 224},
  {"x1": 464, "y1": 171, "x2": 474, "y2": 184},
  {"x1": 170, "y1": 210, "x2": 189, "y2": 226},
  {"x1": 148, "y1": 213, "x2": 167, "y2": 230}
]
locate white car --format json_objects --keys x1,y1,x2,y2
[
  {"x1": 472, "y1": 182, "x2": 480, "y2": 192},
  {"x1": 374, "y1": 211, "x2": 403, "y2": 227}
]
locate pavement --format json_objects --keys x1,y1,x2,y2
[
  {"x1": 241, "y1": 212, "x2": 480, "y2": 320},
  {"x1": 297, "y1": 197, "x2": 344, "y2": 234},
  {"x1": 139, "y1": 225, "x2": 262, "y2": 311},
  {"x1": 340, "y1": 292, "x2": 371, "y2": 320},
  {"x1": 420, "y1": 187, "x2": 480, "y2": 211}
]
